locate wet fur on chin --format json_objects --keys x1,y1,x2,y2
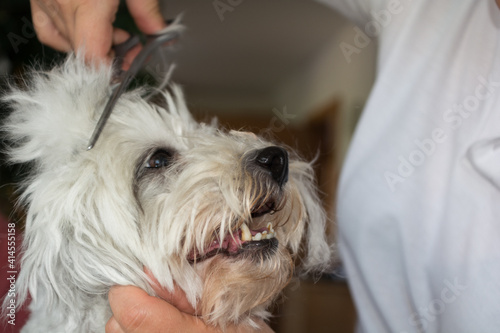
[{"x1": 1, "y1": 54, "x2": 333, "y2": 332}]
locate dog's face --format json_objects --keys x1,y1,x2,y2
[
  {"x1": 132, "y1": 123, "x2": 309, "y2": 324},
  {"x1": 3, "y1": 56, "x2": 331, "y2": 329}
]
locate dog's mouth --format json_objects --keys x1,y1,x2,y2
[{"x1": 187, "y1": 200, "x2": 279, "y2": 264}]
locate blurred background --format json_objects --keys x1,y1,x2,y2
[{"x1": 0, "y1": 0, "x2": 377, "y2": 331}]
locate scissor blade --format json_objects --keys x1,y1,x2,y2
[{"x1": 86, "y1": 76, "x2": 132, "y2": 150}]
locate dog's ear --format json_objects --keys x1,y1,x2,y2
[
  {"x1": 1, "y1": 56, "x2": 151, "y2": 315},
  {"x1": 2, "y1": 55, "x2": 112, "y2": 170}
]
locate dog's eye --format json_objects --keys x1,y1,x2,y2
[{"x1": 146, "y1": 150, "x2": 174, "y2": 169}]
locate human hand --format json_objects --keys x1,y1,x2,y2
[
  {"x1": 105, "y1": 268, "x2": 274, "y2": 333},
  {"x1": 30, "y1": 0, "x2": 166, "y2": 66}
]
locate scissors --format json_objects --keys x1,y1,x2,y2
[{"x1": 87, "y1": 19, "x2": 182, "y2": 150}]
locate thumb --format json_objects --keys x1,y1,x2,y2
[
  {"x1": 72, "y1": 0, "x2": 118, "y2": 63},
  {"x1": 126, "y1": 0, "x2": 166, "y2": 34},
  {"x1": 107, "y1": 285, "x2": 201, "y2": 333}
]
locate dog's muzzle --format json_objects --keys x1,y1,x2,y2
[{"x1": 187, "y1": 146, "x2": 289, "y2": 264}]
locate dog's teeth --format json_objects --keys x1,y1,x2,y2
[
  {"x1": 252, "y1": 232, "x2": 262, "y2": 241},
  {"x1": 241, "y1": 223, "x2": 252, "y2": 241},
  {"x1": 242, "y1": 223, "x2": 276, "y2": 242}
]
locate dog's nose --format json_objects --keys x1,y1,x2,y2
[{"x1": 255, "y1": 146, "x2": 289, "y2": 186}]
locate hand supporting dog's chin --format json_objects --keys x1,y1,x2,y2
[
  {"x1": 105, "y1": 267, "x2": 274, "y2": 333},
  {"x1": 144, "y1": 266, "x2": 197, "y2": 315}
]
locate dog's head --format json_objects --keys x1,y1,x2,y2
[{"x1": 3, "y1": 56, "x2": 332, "y2": 328}]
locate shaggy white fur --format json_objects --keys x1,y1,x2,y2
[{"x1": 1, "y1": 55, "x2": 332, "y2": 332}]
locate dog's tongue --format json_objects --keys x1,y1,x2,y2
[
  {"x1": 188, "y1": 231, "x2": 245, "y2": 262},
  {"x1": 205, "y1": 231, "x2": 244, "y2": 255}
]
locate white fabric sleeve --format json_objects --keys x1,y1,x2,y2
[{"x1": 315, "y1": 0, "x2": 388, "y2": 26}]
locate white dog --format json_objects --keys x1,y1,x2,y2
[{"x1": 2, "y1": 55, "x2": 332, "y2": 332}]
